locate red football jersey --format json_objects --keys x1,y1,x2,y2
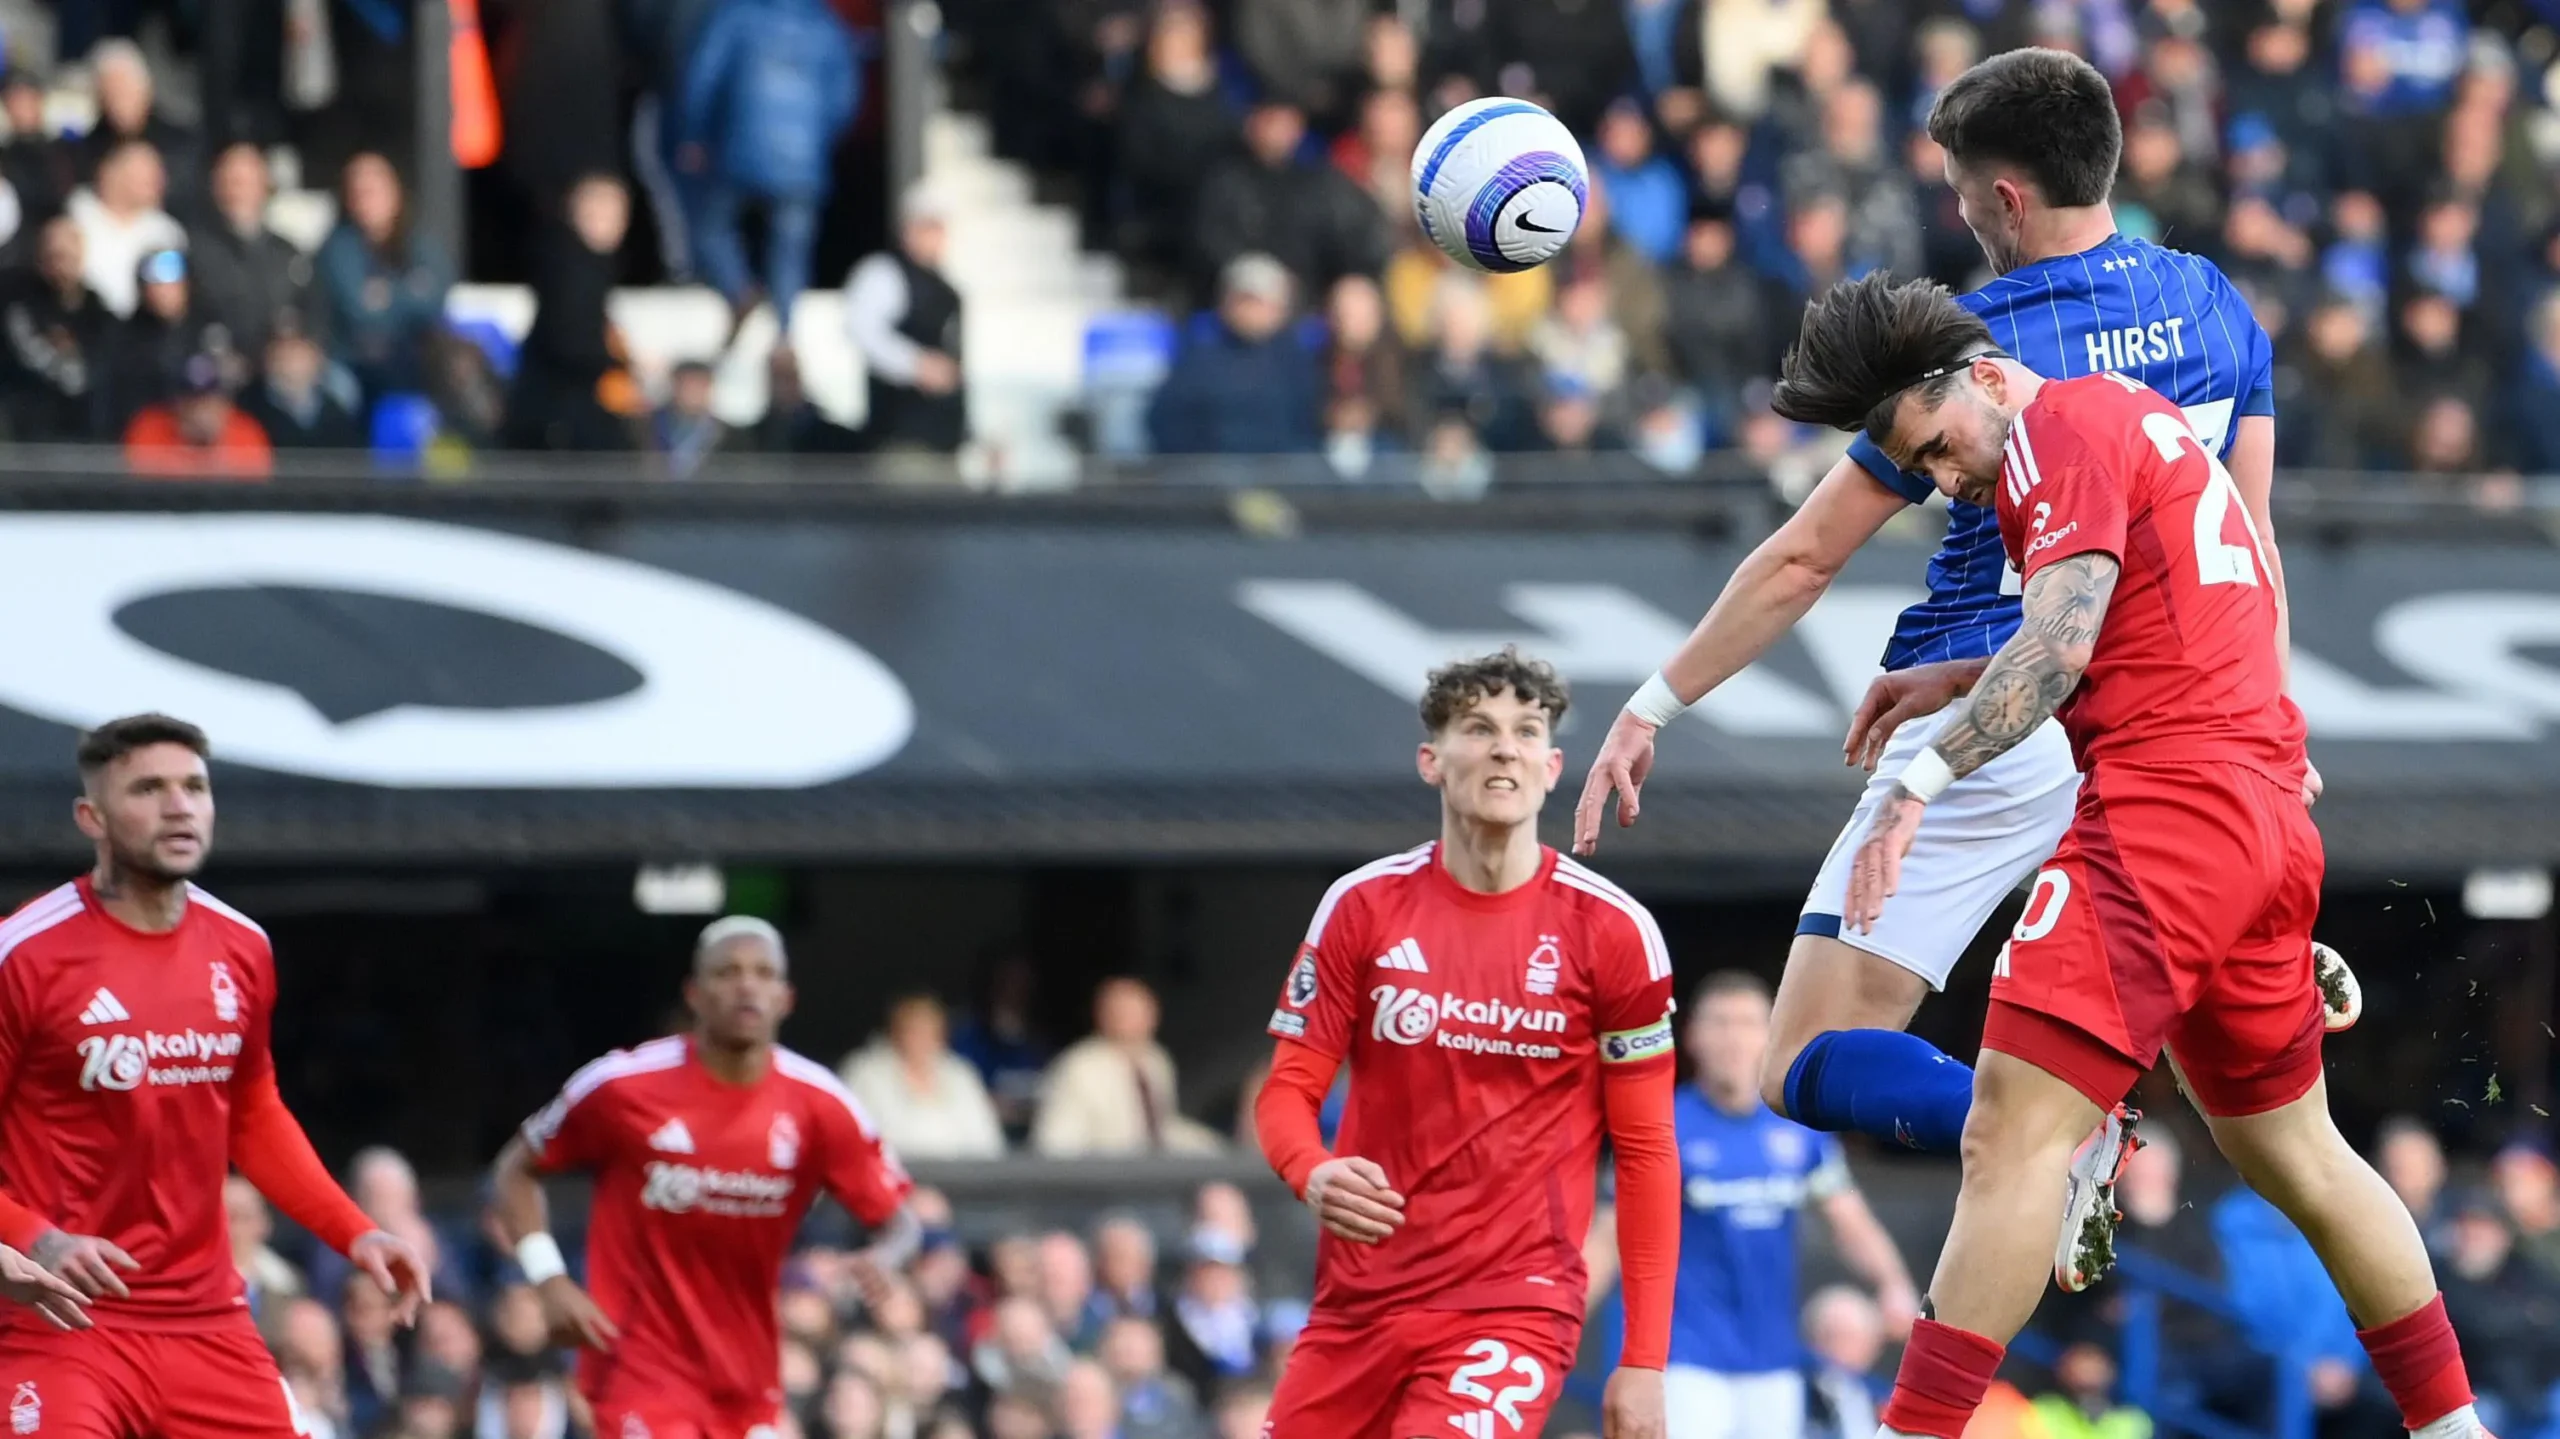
[
  {"x1": 522, "y1": 1036, "x2": 913, "y2": 1415},
  {"x1": 1993, "y1": 373, "x2": 2308, "y2": 782},
  {"x1": 1265, "y1": 844, "x2": 1675, "y2": 1322},
  {"x1": 0, "y1": 878, "x2": 275, "y2": 1330}
]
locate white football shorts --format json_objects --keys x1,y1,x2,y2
[
  {"x1": 1798, "y1": 700, "x2": 2081, "y2": 990},
  {"x1": 1663, "y1": 1366, "x2": 1806, "y2": 1439}
]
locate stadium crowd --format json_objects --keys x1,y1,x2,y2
[
  {"x1": 226, "y1": 1160, "x2": 1305, "y2": 1439},
  {"x1": 0, "y1": 40, "x2": 433, "y2": 469},
  {"x1": 954, "y1": 0, "x2": 2560, "y2": 494},
  {"x1": 208, "y1": 960, "x2": 2560, "y2": 1439},
  {"x1": 4, "y1": 0, "x2": 2559, "y2": 485},
  {"x1": 0, "y1": 1, "x2": 914, "y2": 475}
]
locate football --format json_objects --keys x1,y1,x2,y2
[{"x1": 1410, "y1": 97, "x2": 1589, "y2": 273}]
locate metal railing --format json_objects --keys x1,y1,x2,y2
[
  {"x1": 886, "y1": 0, "x2": 944, "y2": 202},
  {"x1": 2014, "y1": 1244, "x2": 2314, "y2": 1439}
]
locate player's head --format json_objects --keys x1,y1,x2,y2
[
  {"x1": 2120, "y1": 1125, "x2": 2182, "y2": 1219},
  {"x1": 886, "y1": 992, "x2": 950, "y2": 1062},
  {"x1": 1803, "y1": 1284, "x2": 1887, "y2": 1374},
  {"x1": 74, "y1": 712, "x2": 213, "y2": 883},
  {"x1": 686, "y1": 914, "x2": 795, "y2": 1050},
  {"x1": 1773, "y1": 272, "x2": 2017, "y2": 507},
  {"x1": 1093, "y1": 976, "x2": 1160, "y2": 1045},
  {"x1": 2375, "y1": 1115, "x2": 2447, "y2": 1209},
  {"x1": 349, "y1": 1145, "x2": 420, "y2": 1217},
  {"x1": 223, "y1": 1175, "x2": 270, "y2": 1253},
  {"x1": 1417, "y1": 647, "x2": 1569, "y2": 832},
  {"x1": 1926, "y1": 48, "x2": 2119, "y2": 274},
  {"x1": 1683, "y1": 970, "x2": 1771, "y2": 1102}
]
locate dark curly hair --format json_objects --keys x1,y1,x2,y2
[
  {"x1": 1419, "y1": 647, "x2": 1570, "y2": 735},
  {"x1": 1772, "y1": 272, "x2": 1997, "y2": 439}
]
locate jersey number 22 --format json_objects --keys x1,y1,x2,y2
[{"x1": 1449, "y1": 1339, "x2": 1546, "y2": 1432}]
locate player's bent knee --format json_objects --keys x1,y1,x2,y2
[
  {"x1": 1960, "y1": 1050, "x2": 2102, "y2": 1168},
  {"x1": 1955, "y1": 1094, "x2": 2027, "y2": 1179}
]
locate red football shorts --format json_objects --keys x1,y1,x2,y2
[
  {"x1": 1984, "y1": 759, "x2": 2326, "y2": 1119},
  {"x1": 0, "y1": 1316, "x2": 315, "y2": 1439},
  {"x1": 1267, "y1": 1306, "x2": 1577, "y2": 1439},
  {"x1": 589, "y1": 1397, "x2": 783, "y2": 1439}
]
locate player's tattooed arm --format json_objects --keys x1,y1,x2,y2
[
  {"x1": 1842, "y1": 553, "x2": 2118, "y2": 934},
  {"x1": 1906, "y1": 553, "x2": 2119, "y2": 785},
  {"x1": 1843, "y1": 657, "x2": 1992, "y2": 770}
]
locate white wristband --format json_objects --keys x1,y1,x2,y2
[
  {"x1": 515, "y1": 1232, "x2": 568, "y2": 1285},
  {"x1": 1899, "y1": 748, "x2": 1957, "y2": 804},
  {"x1": 1624, "y1": 673, "x2": 1691, "y2": 728}
]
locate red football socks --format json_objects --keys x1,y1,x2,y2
[
  {"x1": 2358, "y1": 1294, "x2": 2475, "y2": 1429},
  {"x1": 1879, "y1": 1318, "x2": 2007, "y2": 1439}
]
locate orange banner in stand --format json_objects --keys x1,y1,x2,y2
[{"x1": 449, "y1": 0, "x2": 502, "y2": 169}]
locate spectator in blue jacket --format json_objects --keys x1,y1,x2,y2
[
  {"x1": 2340, "y1": 0, "x2": 2467, "y2": 119},
  {"x1": 2337, "y1": 0, "x2": 2466, "y2": 212},
  {"x1": 677, "y1": 0, "x2": 861, "y2": 342},
  {"x1": 2211, "y1": 1186, "x2": 2402, "y2": 1436},
  {"x1": 1147, "y1": 253, "x2": 1320, "y2": 459},
  {"x1": 1588, "y1": 99, "x2": 1685, "y2": 267},
  {"x1": 315, "y1": 152, "x2": 453, "y2": 403}
]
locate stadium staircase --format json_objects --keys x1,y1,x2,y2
[
  {"x1": 914, "y1": 108, "x2": 1125, "y2": 487},
  {"x1": 434, "y1": 106, "x2": 1115, "y2": 487}
]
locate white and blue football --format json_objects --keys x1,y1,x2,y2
[{"x1": 1410, "y1": 97, "x2": 1589, "y2": 273}]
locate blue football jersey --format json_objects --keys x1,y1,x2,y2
[
  {"x1": 1664, "y1": 1086, "x2": 1848, "y2": 1374},
  {"x1": 1853, "y1": 234, "x2": 2275, "y2": 670}
]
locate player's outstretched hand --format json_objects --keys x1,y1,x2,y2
[
  {"x1": 1573, "y1": 711, "x2": 1660, "y2": 856},
  {"x1": 1305, "y1": 1156, "x2": 1405, "y2": 1244},
  {"x1": 1843, "y1": 660, "x2": 1979, "y2": 771},
  {"x1": 350, "y1": 1229, "x2": 432, "y2": 1326},
  {"x1": 1600, "y1": 1366, "x2": 1666, "y2": 1439},
  {"x1": 1844, "y1": 790, "x2": 1927, "y2": 934},
  {"x1": 30, "y1": 1228, "x2": 137, "y2": 1301},
  {"x1": 2301, "y1": 758, "x2": 2324, "y2": 807},
  {"x1": 535, "y1": 1274, "x2": 620, "y2": 1353},
  {"x1": 0, "y1": 1242, "x2": 90, "y2": 1330}
]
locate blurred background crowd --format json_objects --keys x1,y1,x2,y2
[
  {"x1": 0, "y1": 0, "x2": 899, "y2": 476},
  {"x1": 229, "y1": 1161, "x2": 1308, "y2": 1439},
  {"x1": 0, "y1": 0, "x2": 2556, "y2": 489},
  {"x1": 229, "y1": 952, "x2": 2560, "y2": 1439},
  {"x1": 958, "y1": 0, "x2": 2560, "y2": 491}
]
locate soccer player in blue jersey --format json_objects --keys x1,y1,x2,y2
[
  {"x1": 1586, "y1": 973, "x2": 1914, "y2": 1439},
  {"x1": 1572, "y1": 46, "x2": 2355, "y2": 1287}
]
